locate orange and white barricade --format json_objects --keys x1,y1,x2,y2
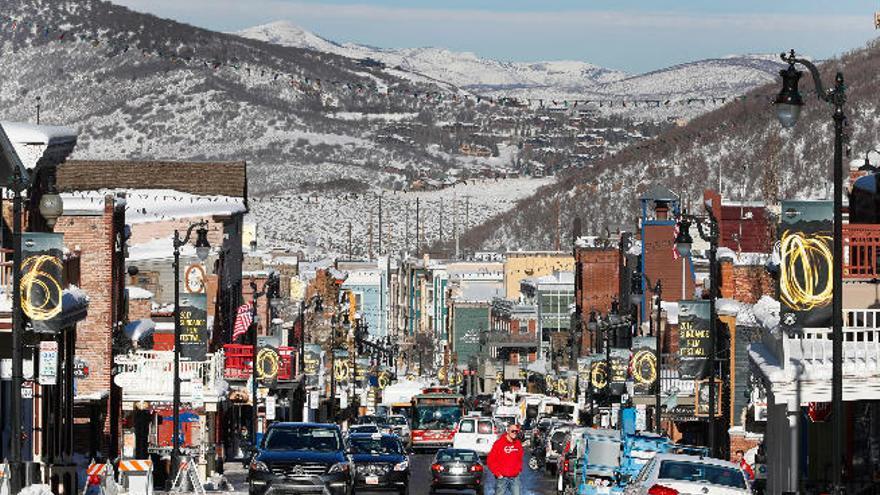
[
  {"x1": 117, "y1": 460, "x2": 152, "y2": 495},
  {"x1": 83, "y1": 461, "x2": 116, "y2": 495},
  {"x1": 0, "y1": 462, "x2": 10, "y2": 495}
]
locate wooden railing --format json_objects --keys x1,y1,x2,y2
[{"x1": 844, "y1": 224, "x2": 880, "y2": 278}]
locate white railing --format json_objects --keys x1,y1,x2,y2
[
  {"x1": 115, "y1": 350, "x2": 227, "y2": 401},
  {"x1": 770, "y1": 309, "x2": 880, "y2": 376}
]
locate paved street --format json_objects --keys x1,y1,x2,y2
[{"x1": 220, "y1": 451, "x2": 555, "y2": 495}]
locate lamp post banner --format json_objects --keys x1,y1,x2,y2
[
  {"x1": 304, "y1": 344, "x2": 322, "y2": 388},
  {"x1": 678, "y1": 300, "x2": 711, "y2": 379},
  {"x1": 778, "y1": 200, "x2": 833, "y2": 331},
  {"x1": 179, "y1": 293, "x2": 208, "y2": 361},
  {"x1": 609, "y1": 348, "x2": 630, "y2": 396},
  {"x1": 630, "y1": 336, "x2": 657, "y2": 395},
  {"x1": 333, "y1": 349, "x2": 350, "y2": 396},
  {"x1": 21, "y1": 232, "x2": 64, "y2": 333}
]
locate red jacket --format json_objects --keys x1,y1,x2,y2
[
  {"x1": 486, "y1": 434, "x2": 524, "y2": 478},
  {"x1": 739, "y1": 459, "x2": 755, "y2": 480}
]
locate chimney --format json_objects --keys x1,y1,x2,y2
[{"x1": 654, "y1": 200, "x2": 670, "y2": 220}]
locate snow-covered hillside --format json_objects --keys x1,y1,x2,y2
[{"x1": 236, "y1": 21, "x2": 786, "y2": 120}]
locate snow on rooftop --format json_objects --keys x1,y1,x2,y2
[
  {"x1": 61, "y1": 189, "x2": 246, "y2": 223},
  {"x1": 661, "y1": 301, "x2": 679, "y2": 324},
  {"x1": 128, "y1": 236, "x2": 206, "y2": 262},
  {"x1": 1, "y1": 121, "x2": 77, "y2": 146},
  {"x1": 341, "y1": 270, "x2": 381, "y2": 287},
  {"x1": 126, "y1": 286, "x2": 154, "y2": 300}
]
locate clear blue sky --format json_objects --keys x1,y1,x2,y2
[{"x1": 114, "y1": 0, "x2": 879, "y2": 73}]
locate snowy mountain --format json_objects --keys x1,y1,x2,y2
[
  {"x1": 236, "y1": 21, "x2": 787, "y2": 120},
  {"x1": 463, "y1": 40, "x2": 880, "y2": 250}
]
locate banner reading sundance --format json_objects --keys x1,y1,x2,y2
[
  {"x1": 779, "y1": 200, "x2": 833, "y2": 330},
  {"x1": 678, "y1": 300, "x2": 712, "y2": 380},
  {"x1": 631, "y1": 336, "x2": 658, "y2": 395},
  {"x1": 303, "y1": 344, "x2": 322, "y2": 388},
  {"x1": 179, "y1": 293, "x2": 208, "y2": 361},
  {"x1": 21, "y1": 233, "x2": 64, "y2": 333}
]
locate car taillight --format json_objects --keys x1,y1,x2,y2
[
  {"x1": 470, "y1": 464, "x2": 483, "y2": 472},
  {"x1": 563, "y1": 459, "x2": 570, "y2": 473},
  {"x1": 647, "y1": 485, "x2": 679, "y2": 495},
  {"x1": 431, "y1": 464, "x2": 444, "y2": 472}
]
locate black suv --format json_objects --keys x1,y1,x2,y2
[
  {"x1": 348, "y1": 433, "x2": 410, "y2": 494},
  {"x1": 249, "y1": 422, "x2": 352, "y2": 495}
]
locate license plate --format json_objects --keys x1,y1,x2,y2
[
  {"x1": 450, "y1": 467, "x2": 465, "y2": 475},
  {"x1": 477, "y1": 438, "x2": 487, "y2": 444},
  {"x1": 365, "y1": 476, "x2": 379, "y2": 485}
]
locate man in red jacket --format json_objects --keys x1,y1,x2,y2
[{"x1": 486, "y1": 423, "x2": 524, "y2": 495}]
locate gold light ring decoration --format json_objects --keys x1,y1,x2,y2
[
  {"x1": 378, "y1": 371, "x2": 391, "y2": 389},
  {"x1": 631, "y1": 350, "x2": 658, "y2": 385},
  {"x1": 334, "y1": 360, "x2": 350, "y2": 381},
  {"x1": 590, "y1": 362, "x2": 607, "y2": 390},
  {"x1": 256, "y1": 347, "x2": 280, "y2": 380},
  {"x1": 438, "y1": 366, "x2": 448, "y2": 382},
  {"x1": 21, "y1": 254, "x2": 63, "y2": 321},
  {"x1": 779, "y1": 230, "x2": 834, "y2": 311},
  {"x1": 557, "y1": 379, "x2": 568, "y2": 395}
]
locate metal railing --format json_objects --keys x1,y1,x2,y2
[
  {"x1": 844, "y1": 224, "x2": 880, "y2": 278},
  {"x1": 660, "y1": 354, "x2": 696, "y2": 397}
]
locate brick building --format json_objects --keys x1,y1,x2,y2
[{"x1": 573, "y1": 237, "x2": 620, "y2": 352}]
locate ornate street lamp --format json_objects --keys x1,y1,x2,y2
[
  {"x1": 171, "y1": 220, "x2": 210, "y2": 484},
  {"x1": 675, "y1": 207, "x2": 720, "y2": 457},
  {"x1": 774, "y1": 49, "x2": 846, "y2": 494}
]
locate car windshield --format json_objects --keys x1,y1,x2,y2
[
  {"x1": 351, "y1": 425, "x2": 379, "y2": 433},
  {"x1": 658, "y1": 461, "x2": 747, "y2": 489},
  {"x1": 413, "y1": 406, "x2": 462, "y2": 430},
  {"x1": 437, "y1": 450, "x2": 479, "y2": 463},
  {"x1": 360, "y1": 416, "x2": 387, "y2": 426},
  {"x1": 264, "y1": 426, "x2": 342, "y2": 452},
  {"x1": 349, "y1": 436, "x2": 402, "y2": 455},
  {"x1": 387, "y1": 416, "x2": 408, "y2": 426}
]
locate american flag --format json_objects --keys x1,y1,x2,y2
[
  {"x1": 672, "y1": 221, "x2": 681, "y2": 260},
  {"x1": 232, "y1": 302, "x2": 254, "y2": 341}
]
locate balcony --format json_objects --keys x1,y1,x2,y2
[
  {"x1": 484, "y1": 331, "x2": 539, "y2": 349},
  {"x1": 844, "y1": 224, "x2": 880, "y2": 278},
  {"x1": 222, "y1": 344, "x2": 294, "y2": 381},
  {"x1": 749, "y1": 308, "x2": 880, "y2": 405},
  {"x1": 114, "y1": 350, "x2": 227, "y2": 405}
]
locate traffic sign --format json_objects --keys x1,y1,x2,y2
[{"x1": 38, "y1": 341, "x2": 58, "y2": 385}]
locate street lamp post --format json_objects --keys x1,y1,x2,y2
[
  {"x1": 171, "y1": 220, "x2": 210, "y2": 483},
  {"x1": 675, "y1": 209, "x2": 720, "y2": 457},
  {"x1": 652, "y1": 280, "x2": 663, "y2": 434},
  {"x1": 774, "y1": 49, "x2": 846, "y2": 493}
]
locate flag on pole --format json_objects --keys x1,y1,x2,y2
[
  {"x1": 232, "y1": 302, "x2": 254, "y2": 341},
  {"x1": 672, "y1": 222, "x2": 681, "y2": 260}
]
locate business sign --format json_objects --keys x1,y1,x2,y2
[
  {"x1": 779, "y1": 200, "x2": 833, "y2": 330},
  {"x1": 304, "y1": 344, "x2": 322, "y2": 388},
  {"x1": 73, "y1": 358, "x2": 89, "y2": 379},
  {"x1": 631, "y1": 336, "x2": 657, "y2": 395},
  {"x1": 256, "y1": 346, "x2": 281, "y2": 384},
  {"x1": 678, "y1": 300, "x2": 712, "y2": 380},
  {"x1": 179, "y1": 294, "x2": 208, "y2": 361},
  {"x1": 21, "y1": 233, "x2": 64, "y2": 333},
  {"x1": 191, "y1": 381, "x2": 204, "y2": 409},
  {"x1": 38, "y1": 341, "x2": 58, "y2": 385}
]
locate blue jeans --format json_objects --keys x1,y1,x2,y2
[{"x1": 494, "y1": 475, "x2": 521, "y2": 495}]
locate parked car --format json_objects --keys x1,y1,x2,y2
[
  {"x1": 622, "y1": 453, "x2": 752, "y2": 495},
  {"x1": 386, "y1": 414, "x2": 411, "y2": 444},
  {"x1": 545, "y1": 423, "x2": 575, "y2": 476},
  {"x1": 430, "y1": 448, "x2": 485, "y2": 495},
  {"x1": 452, "y1": 415, "x2": 499, "y2": 456},
  {"x1": 356, "y1": 415, "x2": 390, "y2": 432},
  {"x1": 248, "y1": 422, "x2": 352, "y2": 495},
  {"x1": 348, "y1": 433, "x2": 409, "y2": 494}
]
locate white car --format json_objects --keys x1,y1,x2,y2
[
  {"x1": 623, "y1": 453, "x2": 751, "y2": 495},
  {"x1": 386, "y1": 414, "x2": 411, "y2": 443},
  {"x1": 452, "y1": 416, "x2": 500, "y2": 456}
]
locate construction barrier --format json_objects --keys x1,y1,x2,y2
[
  {"x1": 117, "y1": 460, "x2": 152, "y2": 495},
  {"x1": 0, "y1": 462, "x2": 10, "y2": 495},
  {"x1": 83, "y1": 461, "x2": 117, "y2": 495},
  {"x1": 170, "y1": 457, "x2": 204, "y2": 495}
]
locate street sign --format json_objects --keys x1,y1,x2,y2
[
  {"x1": 808, "y1": 401, "x2": 832, "y2": 423},
  {"x1": 191, "y1": 382, "x2": 204, "y2": 409},
  {"x1": 38, "y1": 341, "x2": 58, "y2": 385},
  {"x1": 21, "y1": 381, "x2": 33, "y2": 399},
  {"x1": 309, "y1": 391, "x2": 319, "y2": 409},
  {"x1": 265, "y1": 395, "x2": 276, "y2": 420}
]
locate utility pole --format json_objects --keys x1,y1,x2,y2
[
  {"x1": 415, "y1": 198, "x2": 421, "y2": 255},
  {"x1": 454, "y1": 193, "x2": 460, "y2": 259},
  {"x1": 36, "y1": 95, "x2": 41, "y2": 125},
  {"x1": 368, "y1": 205, "x2": 374, "y2": 260},
  {"x1": 463, "y1": 195, "x2": 471, "y2": 232},
  {"x1": 348, "y1": 222, "x2": 352, "y2": 261},
  {"x1": 555, "y1": 196, "x2": 561, "y2": 251},
  {"x1": 405, "y1": 201, "x2": 410, "y2": 254},
  {"x1": 439, "y1": 197, "x2": 444, "y2": 248},
  {"x1": 378, "y1": 194, "x2": 383, "y2": 256}
]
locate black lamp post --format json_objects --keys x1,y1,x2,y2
[
  {"x1": 774, "y1": 48, "x2": 846, "y2": 493},
  {"x1": 171, "y1": 220, "x2": 210, "y2": 483},
  {"x1": 652, "y1": 280, "x2": 663, "y2": 434},
  {"x1": 675, "y1": 209, "x2": 720, "y2": 457}
]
